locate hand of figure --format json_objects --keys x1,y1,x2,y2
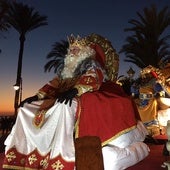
[
  {"x1": 19, "y1": 95, "x2": 39, "y2": 107},
  {"x1": 57, "y1": 88, "x2": 78, "y2": 106}
]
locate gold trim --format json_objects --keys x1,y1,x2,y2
[
  {"x1": 74, "y1": 84, "x2": 93, "y2": 96},
  {"x1": 74, "y1": 98, "x2": 81, "y2": 138},
  {"x1": 3, "y1": 164, "x2": 38, "y2": 170},
  {"x1": 75, "y1": 98, "x2": 137, "y2": 146},
  {"x1": 37, "y1": 91, "x2": 46, "y2": 100},
  {"x1": 101, "y1": 125, "x2": 136, "y2": 146}
]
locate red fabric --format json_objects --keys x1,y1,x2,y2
[
  {"x1": 3, "y1": 148, "x2": 75, "y2": 170},
  {"x1": 76, "y1": 68, "x2": 104, "y2": 91},
  {"x1": 76, "y1": 81, "x2": 138, "y2": 145},
  {"x1": 151, "y1": 71, "x2": 158, "y2": 78},
  {"x1": 90, "y1": 44, "x2": 106, "y2": 68},
  {"x1": 100, "y1": 82, "x2": 141, "y2": 120},
  {"x1": 40, "y1": 84, "x2": 57, "y2": 93}
]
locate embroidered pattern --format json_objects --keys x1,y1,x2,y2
[
  {"x1": 28, "y1": 154, "x2": 38, "y2": 165},
  {"x1": 3, "y1": 148, "x2": 75, "y2": 170},
  {"x1": 40, "y1": 155, "x2": 49, "y2": 169},
  {"x1": 6, "y1": 151, "x2": 16, "y2": 162},
  {"x1": 51, "y1": 160, "x2": 64, "y2": 170}
]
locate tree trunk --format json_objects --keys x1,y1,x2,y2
[{"x1": 14, "y1": 34, "x2": 25, "y2": 115}]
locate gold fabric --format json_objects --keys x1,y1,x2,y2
[
  {"x1": 136, "y1": 85, "x2": 158, "y2": 123},
  {"x1": 137, "y1": 98, "x2": 158, "y2": 123}
]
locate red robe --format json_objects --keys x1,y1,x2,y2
[{"x1": 75, "y1": 81, "x2": 139, "y2": 146}]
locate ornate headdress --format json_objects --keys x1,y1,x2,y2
[
  {"x1": 85, "y1": 33, "x2": 119, "y2": 82},
  {"x1": 67, "y1": 34, "x2": 87, "y2": 49},
  {"x1": 66, "y1": 33, "x2": 119, "y2": 82},
  {"x1": 140, "y1": 65, "x2": 165, "y2": 85}
]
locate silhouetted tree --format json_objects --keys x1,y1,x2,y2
[
  {"x1": 0, "y1": 0, "x2": 10, "y2": 53},
  {"x1": 0, "y1": 0, "x2": 10, "y2": 32},
  {"x1": 120, "y1": 5, "x2": 170, "y2": 69},
  {"x1": 5, "y1": 1, "x2": 48, "y2": 114},
  {"x1": 44, "y1": 40, "x2": 69, "y2": 74}
]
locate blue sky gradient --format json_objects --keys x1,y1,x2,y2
[{"x1": 0, "y1": 0, "x2": 169, "y2": 114}]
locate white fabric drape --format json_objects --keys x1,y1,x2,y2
[
  {"x1": 5, "y1": 100, "x2": 77, "y2": 162},
  {"x1": 4, "y1": 99, "x2": 149, "y2": 169}
]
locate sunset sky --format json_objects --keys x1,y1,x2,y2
[{"x1": 0, "y1": 0, "x2": 170, "y2": 115}]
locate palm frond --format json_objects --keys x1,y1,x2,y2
[{"x1": 44, "y1": 40, "x2": 69, "y2": 74}]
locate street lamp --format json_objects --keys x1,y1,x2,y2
[
  {"x1": 13, "y1": 83, "x2": 20, "y2": 90},
  {"x1": 13, "y1": 77, "x2": 22, "y2": 115}
]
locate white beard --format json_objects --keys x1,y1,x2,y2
[{"x1": 61, "y1": 46, "x2": 95, "y2": 79}]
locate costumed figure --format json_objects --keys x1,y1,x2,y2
[
  {"x1": 139, "y1": 64, "x2": 170, "y2": 135},
  {"x1": 3, "y1": 33, "x2": 149, "y2": 170}
]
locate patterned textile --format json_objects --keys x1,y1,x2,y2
[{"x1": 3, "y1": 148, "x2": 74, "y2": 170}]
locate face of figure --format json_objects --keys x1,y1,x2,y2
[
  {"x1": 65, "y1": 44, "x2": 95, "y2": 66},
  {"x1": 61, "y1": 44, "x2": 95, "y2": 79},
  {"x1": 68, "y1": 46, "x2": 81, "y2": 56}
]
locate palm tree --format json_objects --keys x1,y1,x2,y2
[
  {"x1": 44, "y1": 40, "x2": 69, "y2": 75},
  {"x1": 0, "y1": 0, "x2": 10, "y2": 32},
  {"x1": 5, "y1": 1, "x2": 48, "y2": 115},
  {"x1": 119, "y1": 5, "x2": 170, "y2": 69},
  {"x1": 0, "y1": 0, "x2": 10, "y2": 53}
]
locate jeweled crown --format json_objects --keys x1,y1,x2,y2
[{"x1": 67, "y1": 34, "x2": 87, "y2": 48}]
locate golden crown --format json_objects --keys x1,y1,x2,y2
[{"x1": 67, "y1": 34, "x2": 87, "y2": 48}]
